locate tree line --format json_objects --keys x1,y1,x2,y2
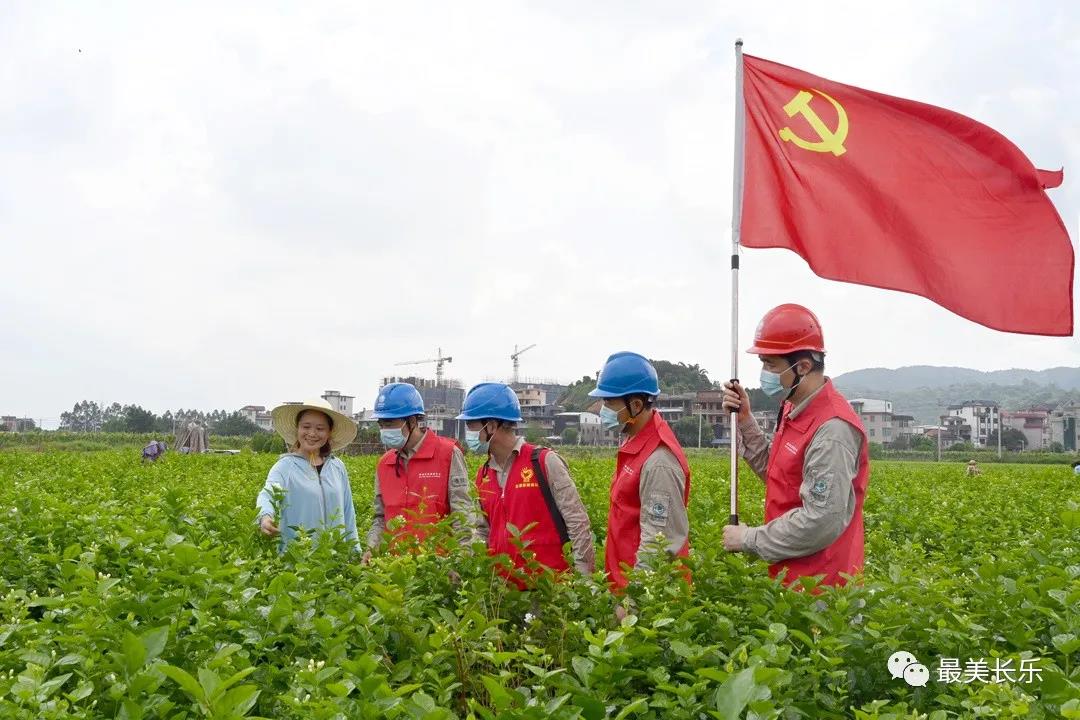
[{"x1": 59, "y1": 401, "x2": 263, "y2": 436}]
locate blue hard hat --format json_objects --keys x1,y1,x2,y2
[
  {"x1": 456, "y1": 382, "x2": 523, "y2": 422},
  {"x1": 588, "y1": 351, "x2": 660, "y2": 398},
  {"x1": 372, "y1": 383, "x2": 425, "y2": 419}
]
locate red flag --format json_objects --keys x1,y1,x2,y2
[{"x1": 740, "y1": 54, "x2": 1074, "y2": 336}]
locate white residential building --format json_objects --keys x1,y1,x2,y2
[
  {"x1": 850, "y1": 398, "x2": 894, "y2": 444},
  {"x1": 238, "y1": 405, "x2": 273, "y2": 431},
  {"x1": 321, "y1": 390, "x2": 355, "y2": 417},
  {"x1": 893, "y1": 414, "x2": 916, "y2": 440},
  {"x1": 1050, "y1": 401, "x2": 1080, "y2": 451},
  {"x1": 1002, "y1": 410, "x2": 1051, "y2": 450},
  {"x1": 554, "y1": 411, "x2": 610, "y2": 445},
  {"x1": 947, "y1": 401, "x2": 1000, "y2": 448},
  {"x1": 515, "y1": 386, "x2": 546, "y2": 407}
]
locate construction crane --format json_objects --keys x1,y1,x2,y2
[
  {"x1": 511, "y1": 343, "x2": 536, "y2": 385},
  {"x1": 396, "y1": 347, "x2": 453, "y2": 386}
]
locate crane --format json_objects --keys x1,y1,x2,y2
[
  {"x1": 396, "y1": 347, "x2": 453, "y2": 387},
  {"x1": 510, "y1": 343, "x2": 536, "y2": 385}
]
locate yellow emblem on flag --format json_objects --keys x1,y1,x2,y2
[{"x1": 778, "y1": 88, "x2": 848, "y2": 156}]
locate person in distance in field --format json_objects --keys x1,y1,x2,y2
[
  {"x1": 721, "y1": 304, "x2": 869, "y2": 589},
  {"x1": 459, "y1": 382, "x2": 594, "y2": 588},
  {"x1": 361, "y1": 382, "x2": 479, "y2": 563},
  {"x1": 966, "y1": 460, "x2": 982, "y2": 477},
  {"x1": 255, "y1": 399, "x2": 361, "y2": 553},
  {"x1": 590, "y1": 352, "x2": 691, "y2": 605}
]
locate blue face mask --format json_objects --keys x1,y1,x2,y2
[
  {"x1": 465, "y1": 428, "x2": 489, "y2": 454},
  {"x1": 599, "y1": 405, "x2": 625, "y2": 431},
  {"x1": 380, "y1": 427, "x2": 407, "y2": 449},
  {"x1": 760, "y1": 363, "x2": 797, "y2": 396}
]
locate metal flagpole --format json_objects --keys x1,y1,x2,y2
[{"x1": 729, "y1": 38, "x2": 745, "y2": 526}]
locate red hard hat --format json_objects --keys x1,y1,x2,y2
[{"x1": 746, "y1": 304, "x2": 826, "y2": 355}]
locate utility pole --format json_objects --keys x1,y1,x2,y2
[{"x1": 936, "y1": 416, "x2": 942, "y2": 462}]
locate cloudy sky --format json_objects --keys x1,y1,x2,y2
[{"x1": 2, "y1": 1, "x2": 1077, "y2": 426}]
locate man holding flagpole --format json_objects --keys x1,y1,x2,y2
[
  {"x1": 721, "y1": 304, "x2": 869, "y2": 589},
  {"x1": 721, "y1": 38, "x2": 1071, "y2": 586}
]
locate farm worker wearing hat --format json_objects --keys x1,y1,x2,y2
[
  {"x1": 458, "y1": 382, "x2": 594, "y2": 587},
  {"x1": 721, "y1": 304, "x2": 869, "y2": 588},
  {"x1": 256, "y1": 398, "x2": 361, "y2": 552},
  {"x1": 362, "y1": 382, "x2": 478, "y2": 562},
  {"x1": 591, "y1": 352, "x2": 691, "y2": 594}
]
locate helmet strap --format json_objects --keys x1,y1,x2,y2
[{"x1": 775, "y1": 362, "x2": 805, "y2": 432}]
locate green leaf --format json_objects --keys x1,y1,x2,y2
[
  {"x1": 713, "y1": 667, "x2": 757, "y2": 719},
  {"x1": 198, "y1": 667, "x2": 221, "y2": 700},
  {"x1": 218, "y1": 666, "x2": 257, "y2": 695},
  {"x1": 326, "y1": 681, "x2": 352, "y2": 697},
  {"x1": 122, "y1": 632, "x2": 146, "y2": 675},
  {"x1": 141, "y1": 626, "x2": 169, "y2": 663},
  {"x1": 65, "y1": 680, "x2": 94, "y2": 703},
  {"x1": 614, "y1": 698, "x2": 648, "y2": 719},
  {"x1": 573, "y1": 693, "x2": 606, "y2": 720},
  {"x1": 603, "y1": 631, "x2": 625, "y2": 647},
  {"x1": 1052, "y1": 633, "x2": 1080, "y2": 654},
  {"x1": 38, "y1": 672, "x2": 72, "y2": 699},
  {"x1": 768, "y1": 623, "x2": 788, "y2": 642},
  {"x1": 482, "y1": 676, "x2": 512, "y2": 711},
  {"x1": 697, "y1": 667, "x2": 729, "y2": 683},
  {"x1": 217, "y1": 684, "x2": 260, "y2": 717},
  {"x1": 572, "y1": 656, "x2": 594, "y2": 687},
  {"x1": 160, "y1": 665, "x2": 206, "y2": 703},
  {"x1": 670, "y1": 640, "x2": 694, "y2": 659}
]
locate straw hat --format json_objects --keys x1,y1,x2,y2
[{"x1": 271, "y1": 398, "x2": 358, "y2": 453}]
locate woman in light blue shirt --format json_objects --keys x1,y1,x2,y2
[{"x1": 256, "y1": 398, "x2": 360, "y2": 552}]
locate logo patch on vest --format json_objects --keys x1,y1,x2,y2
[
  {"x1": 517, "y1": 467, "x2": 539, "y2": 489},
  {"x1": 784, "y1": 441, "x2": 799, "y2": 455}
]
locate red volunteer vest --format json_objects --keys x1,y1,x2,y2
[
  {"x1": 476, "y1": 442, "x2": 570, "y2": 588},
  {"x1": 605, "y1": 412, "x2": 691, "y2": 590},
  {"x1": 765, "y1": 380, "x2": 869, "y2": 588},
  {"x1": 376, "y1": 430, "x2": 456, "y2": 548}
]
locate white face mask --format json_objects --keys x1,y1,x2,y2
[
  {"x1": 380, "y1": 427, "x2": 407, "y2": 449},
  {"x1": 465, "y1": 424, "x2": 490, "y2": 453},
  {"x1": 599, "y1": 405, "x2": 625, "y2": 431},
  {"x1": 759, "y1": 362, "x2": 797, "y2": 396}
]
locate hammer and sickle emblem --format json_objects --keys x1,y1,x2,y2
[{"x1": 778, "y1": 89, "x2": 848, "y2": 156}]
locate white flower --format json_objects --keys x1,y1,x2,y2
[{"x1": 524, "y1": 613, "x2": 536, "y2": 624}]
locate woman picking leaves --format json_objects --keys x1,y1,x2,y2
[{"x1": 256, "y1": 398, "x2": 361, "y2": 552}]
